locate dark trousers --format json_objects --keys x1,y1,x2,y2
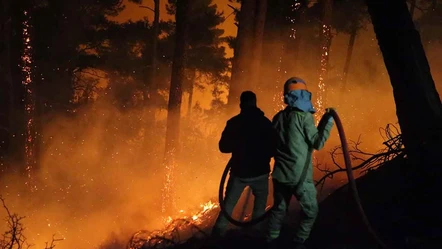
[{"x1": 213, "y1": 174, "x2": 269, "y2": 235}]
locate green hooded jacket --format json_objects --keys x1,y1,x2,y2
[{"x1": 271, "y1": 107, "x2": 333, "y2": 184}]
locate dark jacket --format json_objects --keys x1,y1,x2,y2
[{"x1": 219, "y1": 107, "x2": 275, "y2": 178}]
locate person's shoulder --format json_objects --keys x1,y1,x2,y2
[
  {"x1": 298, "y1": 111, "x2": 314, "y2": 124},
  {"x1": 227, "y1": 113, "x2": 241, "y2": 124},
  {"x1": 272, "y1": 110, "x2": 284, "y2": 120}
]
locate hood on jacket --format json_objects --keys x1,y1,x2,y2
[{"x1": 284, "y1": 90, "x2": 316, "y2": 113}]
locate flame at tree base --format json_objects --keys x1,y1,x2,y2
[{"x1": 129, "y1": 200, "x2": 219, "y2": 249}]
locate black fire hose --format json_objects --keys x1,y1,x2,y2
[
  {"x1": 327, "y1": 108, "x2": 389, "y2": 249},
  {"x1": 217, "y1": 162, "x2": 273, "y2": 227},
  {"x1": 217, "y1": 108, "x2": 390, "y2": 249}
]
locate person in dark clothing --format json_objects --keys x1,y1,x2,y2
[{"x1": 212, "y1": 91, "x2": 275, "y2": 237}]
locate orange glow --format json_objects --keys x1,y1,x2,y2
[
  {"x1": 317, "y1": 23, "x2": 332, "y2": 121},
  {"x1": 2, "y1": 2, "x2": 429, "y2": 249}
]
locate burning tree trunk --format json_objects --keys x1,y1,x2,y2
[
  {"x1": 365, "y1": 0, "x2": 442, "y2": 156},
  {"x1": 341, "y1": 25, "x2": 357, "y2": 90},
  {"x1": 21, "y1": 10, "x2": 37, "y2": 190},
  {"x1": 162, "y1": 0, "x2": 191, "y2": 214},
  {"x1": 249, "y1": 0, "x2": 267, "y2": 93},
  {"x1": 316, "y1": 0, "x2": 333, "y2": 118},
  {"x1": 0, "y1": 0, "x2": 13, "y2": 166},
  {"x1": 227, "y1": 0, "x2": 256, "y2": 109}
]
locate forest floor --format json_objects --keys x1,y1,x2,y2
[{"x1": 137, "y1": 154, "x2": 442, "y2": 249}]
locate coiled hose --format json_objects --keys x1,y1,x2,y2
[{"x1": 218, "y1": 108, "x2": 390, "y2": 249}]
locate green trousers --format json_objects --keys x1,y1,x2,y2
[{"x1": 267, "y1": 179, "x2": 318, "y2": 242}]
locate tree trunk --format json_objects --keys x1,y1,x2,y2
[
  {"x1": 150, "y1": 0, "x2": 160, "y2": 97},
  {"x1": 317, "y1": 0, "x2": 333, "y2": 118},
  {"x1": 365, "y1": 0, "x2": 442, "y2": 156},
  {"x1": 341, "y1": 26, "x2": 357, "y2": 90},
  {"x1": 141, "y1": 0, "x2": 160, "y2": 154},
  {"x1": 279, "y1": 3, "x2": 306, "y2": 79},
  {"x1": 21, "y1": 9, "x2": 37, "y2": 190},
  {"x1": 227, "y1": 0, "x2": 256, "y2": 110},
  {"x1": 162, "y1": 0, "x2": 191, "y2": 213},
  {"x1": 409, "y1": 0, "x2": 416, "y2": 18},
  {"x1": 0, "y1": 0, "x2": 13, "y2": 167},
  {"x1": 249, "y1": 0, "x2": 267, "y2": 93},
  {"x1": 187, "y1": 69, "x2": 196, "y2": 117}
]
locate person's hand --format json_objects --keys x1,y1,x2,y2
[
  {"x1": 325, "y1": 107, "x2": 336, "y2": 123},
  {"x1": 325, "y1": 107, "x2": 336, "y2": 113}
]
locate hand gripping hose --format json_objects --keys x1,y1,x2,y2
[{"x1": 218, "y1": 108, "x2": 391, "y2": 249}]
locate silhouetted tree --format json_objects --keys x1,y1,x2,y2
[
  {"x1": 249, "y1": 0, "x2": 267, "y2": 92},
  {"x1": 31, "y1": 0, "x2": 124, "y2": 114},
  {"x1": 415, "y1": 0, "x2": 442, "y2": 49},
  {"x1": 227, "y1": 0, "x2": 256, "y2": 109},
  {"x1": 162, "y1": 0, "x2": 192, "y2": 212},
  {"x1": 365, "y1": 0, "x2": 442, "y2": 156},
  {"x1": 0, "y1": 0, "x2": 13, "y2": 165},
  {"x1": 163, "y1": 0, "x2": 228, "y2": 118},
  {"x1": 129, "y1": 0, "x2": 161, "y2": 106},
  {"x1": 333, "y1": 0, "x2": 369, "y2": 89}
]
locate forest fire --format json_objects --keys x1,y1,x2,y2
[
  {"x1": 129, "y1": 200, "x2": 219, "y2": 249},
  {"x1": 1, "y1": 0, "x2": 441, "y2": 249}
]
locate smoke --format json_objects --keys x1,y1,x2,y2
[
  {"x1": 2, "y1": 9, "x2": 442, "y2": 249},
  {"x1": 0, "y1": 94, "x2": 229, "y2": 249}
]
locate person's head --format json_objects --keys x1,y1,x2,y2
[
  {"x1": 240, "y1": 91, "x2": 257, "y2": 109},
  {"x1": 283, "y1": 77, "x2": 308, "y2": 96},
  {"x1": 282, "y1": 77, "x2": 315, "y2": 113}
]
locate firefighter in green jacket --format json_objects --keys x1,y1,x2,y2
[{"x1": 266, "y1": 77, "x2": 334, "y2": 248}]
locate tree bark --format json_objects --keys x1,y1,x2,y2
[
  {"x1": 279, "y1": 4, "x2": 306, "y2": 80},
  {"x1": 227, "y1": 0, "x2": 256, "y2": 109},
  {"x1": 249, "y1": 0, "x2": 267, "y2": 93},
  {"x1": 409, "y1": 0, "x2": 416, "y2": 18},
  {"x1": 0, "y1": 0, "x2": 13, "y2": 166},
  {"x1": 365, "y1": 0, "x2": 442, "y2": 156},
  {"x1": 141, "y1": 0, "x2": 160, "y2": 154},
  {"x1": 149, "y1": 0, "x2": 160, "y2": 98},
  {"x1": 162, "y1": 0, "x2": 191, "y2": 213},
  {"x1": 341, "y1": 26, "x2": 357, "y2": 90},
  {"x1": 187, "y1": 69, "x2": 196, "y2": 117}
]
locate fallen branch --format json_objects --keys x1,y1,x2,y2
[
  {"x1": 315, "y1": 149, "x2": 405, "y2": 188},
  {"x1": 315, "y1": 124, "x2": 405, "y2": 188}
]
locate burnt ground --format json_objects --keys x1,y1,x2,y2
[{"x1": 143, "y1": 154, "x2": 442, "y2": 249}]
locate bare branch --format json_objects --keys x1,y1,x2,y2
[
  {"x1": 227, "y1": 4, "x2": 240, "y2": 12},
  {"x1": 0, "y1": 196, "x2": 28, "y2": 249},
  {"x1": 315, "y1": 149, "x2": 405, "y2": 188},
  {"x1": 43, "y1": 234, "x2": 64, "y2": 249},
  {"x1": 139, "y1": 5, "x2": 154, "y2": 12}
]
